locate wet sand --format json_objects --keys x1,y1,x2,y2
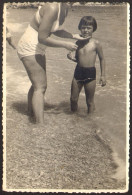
[{"x1": 4, "y1": 5, "x2": 128, "y2": 191}]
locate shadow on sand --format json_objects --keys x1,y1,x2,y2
[
  {"x1": 44, "y1": 101, "x2": 72, "y2": 115},
  {"x1": 12, "y1": 100, "x2": 88, "y2": 121},
  {"x1": 12, "y1": 101, "x2": 71, "y2": 115},
  {"x1": 45, "y1": 101, "x2": 89, "y2": 119},
  {"x1": 12, "y1": 101, "x2": 28, "y2": 115}
]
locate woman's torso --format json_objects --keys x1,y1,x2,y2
[
  {"x1": 30, "y1": 3, "x2": 67, "y2": 33},
  {"x1": 17, "y1": 3, "x2": 68, "y2": 58}
]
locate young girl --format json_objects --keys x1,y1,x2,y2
[{"x1": 67, "y1": 16, "x2": 106, "y2": 113}]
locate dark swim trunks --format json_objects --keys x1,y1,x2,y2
[{"x1": 74, "y1": 65, "x2": 96, "y2": 84}]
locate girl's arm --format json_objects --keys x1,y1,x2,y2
[
  {"x1": 96, "y1": 41, "x2": 106, "y2": 86},
  {"x1": 38, "y1": 3, "x2": 77, "y2": 51}
]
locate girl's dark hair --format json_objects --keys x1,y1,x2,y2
[{"x1": 78, "y1": 16, "x2": 97, "y2": 32}]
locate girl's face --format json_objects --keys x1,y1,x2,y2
[{"x1": 80, "y1": 25, "x2": 94, "y2": 38}]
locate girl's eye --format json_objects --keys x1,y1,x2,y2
[{"x1": 82, "y1": 27, "x2": 90, "y2": 30}]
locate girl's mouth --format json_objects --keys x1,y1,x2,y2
[{"x1": 83, "y1": 34, "x2": 89, "y2": 37}]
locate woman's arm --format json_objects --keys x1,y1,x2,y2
[
  {"x1": 96, "y1": 41, "x2": 106, "y2": 86},
  {"x1": 38, "y1": 3, "x2": 77, "y2": 51},
  {"x1": 6, "y1": 37, "x2": 16, "y2": 49},
  {"x1": 53, "y1": 30, "x2": 92, "y2": 40},
  {"x1": 6, "y1": 28, "x2": 16, "y2": 49},
  {"x1": 52, "y1": 30, "x2": 73, "y2": 39}
]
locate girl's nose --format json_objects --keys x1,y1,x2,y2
[{"x1": 84, "y1": 28, "x2": 88, "y2": 32}]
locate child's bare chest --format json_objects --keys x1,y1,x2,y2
[{"x1": 78, "y1": 41, "x2": 96, "y2": 55}]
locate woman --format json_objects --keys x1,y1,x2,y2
[{"x1": 17, "y1": 2, "x2": 89, "y2": 124}]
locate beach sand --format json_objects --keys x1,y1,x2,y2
[{"x1": 4, "y1": 4, "x2": 128, "y2": 191}]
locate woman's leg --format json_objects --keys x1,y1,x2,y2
[
  {"x1": 70, "y1": 78, "x2": 83, "y2": 112},
  {"x1": 21, "y1": 54, "x2": 47, "y2": 123},
  {"x1": 28, "y1": 85, "x2": 34, "y2": 116},
  {"x1": 84, "y1": 80, "x2": 96, "y2": 113}
]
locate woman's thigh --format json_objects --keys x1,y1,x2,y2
[{"x1": 21, "y1": 54, "x2": 47, "y2": 89}]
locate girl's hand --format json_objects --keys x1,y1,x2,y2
[
  {"x1": 64, "y1": 42, "x2": 78, "y2": 51},
  {"x1": 99, "y1": 76, "x2": 106, "y2": 87},
  {"x1": 73, "y1": 34, "x2": 91, "y2": 40}
]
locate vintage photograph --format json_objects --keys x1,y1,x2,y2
[{"x1": 3, "y1": 1, "x2": 129, "y2": 193}]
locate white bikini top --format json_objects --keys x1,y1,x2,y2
[{"x1": 35, "y1": 3, "x2": 61, "y2": 32}]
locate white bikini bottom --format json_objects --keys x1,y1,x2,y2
[{"x1": 17, "y1": 25, "x2": 46, "y2": 59}]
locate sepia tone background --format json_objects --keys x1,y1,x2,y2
[{"x1": 4, "y1": 3, "x2": 128, "y2": 191}]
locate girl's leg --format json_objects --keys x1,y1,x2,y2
[
  {"x1": 84, "y1": 80, "x2": 96, "y2": 113},
  {"x1": 70, "y1": 78, "x2": 83, "y2": 112},
  {"x1": 21, "y1": 54, "x2": 47, "y2": 124}
]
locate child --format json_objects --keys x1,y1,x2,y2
[{"x1": 67, "y1": 16, "x2": 106, "y2": 113}]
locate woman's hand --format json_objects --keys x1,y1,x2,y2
[
  {"x1": 64, "y1": 42, "x2": 78, "y2": 51},
  {"x1": 73, "y1": 34, "x2": 91, "y2": 41}
]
